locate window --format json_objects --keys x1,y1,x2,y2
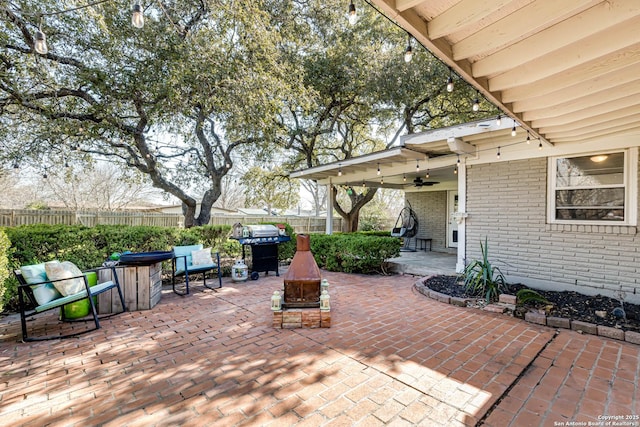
[{"x1": 549, "y1": 149, "x2": 637, "y2": 225}]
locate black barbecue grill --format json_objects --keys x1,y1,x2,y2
[{"x1": 234, "y1": 225, "x2": 291, "y2": 279}]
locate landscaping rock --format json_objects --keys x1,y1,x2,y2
[{"x1": 450, "y1": 297, "x2": 469, "y2": 307}]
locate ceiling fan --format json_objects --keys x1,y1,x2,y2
[{"x1": 413, "y1": 177, "x2": 439, "y2": 187}]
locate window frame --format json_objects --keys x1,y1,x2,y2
[{"x1": 548, "y1": 147, "x2": 638, "y2": 226}]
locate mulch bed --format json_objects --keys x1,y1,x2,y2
[{"x1": 424, "y1": 275, "x2": 640, "y2": 333}]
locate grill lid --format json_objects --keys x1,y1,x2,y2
[{"x1": 246, "y1": 224, "x2": 279, "y2": 238}]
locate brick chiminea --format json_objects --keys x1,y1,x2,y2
[{"x1": 282, "y1": 234, "x2": 321, "y2": 308}]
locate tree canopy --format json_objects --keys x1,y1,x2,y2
[{"x1": 1, "y1": 0, "x2": 496, "y2": 229}]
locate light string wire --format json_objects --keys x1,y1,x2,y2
[
  {"x1": 360, "y1": 0, "x2": 518, "y2": 132},
  {"x1": 333, "y1": 133, "x2": 542, "y2": 184},
  {"x1": 13, "y1": 0, "x2": 115, "y2": 17}
]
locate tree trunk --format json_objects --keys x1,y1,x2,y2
[{"x1": 332, "y1": 186, "x2": 377, "y2": 233}]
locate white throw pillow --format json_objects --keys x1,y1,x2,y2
[
  {"x1": 191, "y1": 248, "x2": 213, "y2": 266},
  {"x1": 45, "y1": 261, "x2": 85, "y2": 296}
]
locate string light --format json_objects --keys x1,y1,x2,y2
[
  {"x1": 472, "y1": 91, "x2": 480, "y2": 112},
  {"x1": 404, "y1": 35, "x2": 413, "y2": 63},
  {"x1": 348, "y1": 0, "x2": 357, "y2": 25},
  {"x1": 132, "y1": 2, "x2": 145, "y2": 29},
  {"x1": 497, "y1": 146, "x2": 501, "y2": 159},
  {"x1": 511, "y1": 120, "x2": 517, "y2": 137},
  {"x1": 446, "y1": 68, "x2": 454, "y2": 92},
  {"x1": 425, "y1": 169, "x2": 430, "y2": 179},
  {"x1": 338, "y1": 164, "x2": 342, "y2": 177},
  {"x1": 403, "y1": 173, "x2": 406, "y2": 182},
  {"x1": 362, "y1": 180, "x2": 366, "y2": 187},
  {"x1": 34, "y1": 28, "x2": 48, "y2": 55},
  {"x1": 29, "y1": 0, "x2": 144, "y2": 56},
  {"x1": 454, "y1": 165, "x2": 458, "y2": 175},
  {"x1": 380, "y1": 176, "x2": 384, "y2": 185},
  {"x1": 539, "y1": 141, "x2": 543, "y2": 150},
  {"x1": 377, "y1": 163, "x2": 380, "y2": 175},
  {"x1": 496, "y1": 115, "x2": 502, "y2": 126},
  {"x1": 416, "y1": 160, "x2": 420, "y2": 172},
  {"x1": 457, "y1": 155, "x2": 461, "y2": 165},
  {"x1": 526, "y1": 131, "x2": 531, "y2": 144}
]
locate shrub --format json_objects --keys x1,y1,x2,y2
[
  {"x1": 1, "y1": 224, "x2": 239, "y2": 311},
  {"x1": 516, "y1": 288, "x2": 551, "y2": 306},
  {"x1": 309, "y1": 233, "x2": 401, "y2": 274},
  {"x1": 461, "y1": 237, "x2": 506, "y2": 303},
  {"x1": 0, "y1": 229, "x2": 11, "y2": 312}
]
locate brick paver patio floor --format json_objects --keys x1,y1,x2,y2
[{"x1": 1, "y1": 271, "x2": 638, "y2": 426}]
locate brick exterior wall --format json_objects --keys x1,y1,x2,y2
[
  {"x1": 465, "y1": 157, "x2": 640, "y2": 303},
  {"x1": 406, "y1": 191, "x2": 450, "y2": 252}
]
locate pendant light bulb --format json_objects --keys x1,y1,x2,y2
[
  {"x1": 539, "y1": 141, "x2": 543, "y2": 150},
  {"x1": 446, "y1": 76, "x2": 454, "y2": 93},
  {"x1": 34, "y1": 29, "x2": 48, "y2": 55},
  {"x1": 496, "y1": 115, "x2": 502, "y2": 126},
  {"x1": 362, "y1": 180, "x2": 366, "y2": 188},
  {"x1": 404, "y1": 35, "x2": 413, "y2": 63},
  {"x1": 416, "y1": 161, "x2": 420, "y2": 172},
  {"x1": 380, "y1": 176, "x2": 384, "y2": 185},
  {"x1": 348, "y1": 1, "x2": 357, "y2": 26},
  {"x1": 472, "y1": 92, "x2": 480, "y2": 112},
  {"x1": 511, "y1": 121, "x2": 517, "y2": 137},
  {"x1": 403, "y1": 174, "x2": 406, "y2": 182},
  {"x1": 338, "y1": 165, "x2": 342, "y2": 177},
  {"x1": 426, "y1": 169, "x2": 430, "y2": 179},
  {"x1": 497, "y1": 147, "x2": 501, "y2": 159},
  {"x1": 454, "y1": 166, "x2": 458, "y2": 175},
  {"x1": 132, "y1": 2, "x2": 145, "y2": 29},
  {"x1": 377, "y1": 163, "x2": 380, "y2": 176},
  {"x1": 526, "y1": 131, "x2": 531, "y2": 144},
  {"x1": 404, "y1": 45, "x2": 413, "y2": 63}
]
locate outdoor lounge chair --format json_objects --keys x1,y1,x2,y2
[
  {"x1": 14, "y1": 264, "x2": 126, "y2": 342},
  {"x1": 171, "y1": 245, "x2": 222, "y2": 295}
]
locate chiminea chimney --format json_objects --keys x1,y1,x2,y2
[{"x1": 283, "y1": 234, "x2": 321, "y2": 308}]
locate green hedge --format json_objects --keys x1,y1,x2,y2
[
  {"x1": 0, "y1": 224, "x2": 401, "y2": 312},
  {"x1": 0, "y1": 224, "x2": 238, "y2": 312},
  {"x1": 309, "y1": 234, "x2": 401, "y2": 274}
]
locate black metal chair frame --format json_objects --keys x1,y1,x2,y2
[
  {"x1": 14, "y1": 266, "x2": 126, "y2": 342},
  {"x1": 171, "y1": 251, "x2": 222, "y2": 296}
]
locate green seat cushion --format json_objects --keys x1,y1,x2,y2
[{"x1": 173, "y1": 244, "x2": 203, "y2": 272}]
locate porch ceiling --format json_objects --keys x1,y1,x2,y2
[
  {"x1": 290, "y1": 118, "x2": 513, "y2": 188},
  {"x1": 369, "y1": 0, "x2": 640, "y2": 146}
]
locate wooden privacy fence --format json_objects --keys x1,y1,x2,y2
[{"x1": 0, "y1": 209, "x2": 341, "y2": 233}]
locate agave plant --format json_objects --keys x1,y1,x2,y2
[{"x1": 462, "y1": 237, "x2": 506, "y2": 303}]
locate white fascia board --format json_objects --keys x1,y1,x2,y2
[
  {"x1": 289, "y1": 147, "x2": 424, "y2": 179},
  {"x1": 401, "y1": 118, "x2": 514, "y2": 147}
]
